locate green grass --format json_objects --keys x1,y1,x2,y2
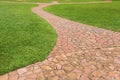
[
  {"x1": 0, "y1": 0, "x2": 103, "y2": 3},
  {"x1": 0, "y1": 2, "x2": 57, "y2": 75},
  {"x1": 45, "y1": 2, "x2": 120, "y2": 32}
]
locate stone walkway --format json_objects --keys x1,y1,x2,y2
[{"x1": 0, "y1": 2, "x2": 120, "y2": 80}]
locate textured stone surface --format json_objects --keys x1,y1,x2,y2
[
  {"x1": 0, "y1": 74, "x2": 8, "y2": 80},
  {"x1": 0, "y1": 2, "x2": 120, "y2": 80}
]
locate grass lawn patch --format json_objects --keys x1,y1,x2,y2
[
  {"x1": 0, "y1": 2, "x2": 57, "y2": 75},
  {"x1": 45, "y1": 1, "x2": 120, "y2": 32},
  {"x1": 0, "y1": 0, "x2": 104, "y2": 3}
]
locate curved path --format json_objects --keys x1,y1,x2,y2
[{"x1": 0, "y1": 2, "x2": 120, "y2": 80}]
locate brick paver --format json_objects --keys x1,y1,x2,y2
[{"x1": 0, "y1": 2, "x2": 120, "y2": 80}]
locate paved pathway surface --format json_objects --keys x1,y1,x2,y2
[{"x1": 0, "y1": 2, "x2": 120, "y2": 80}]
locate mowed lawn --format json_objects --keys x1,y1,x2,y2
[
  {"x1": 0, "y1": 2, "x2": 57, "y2": 75},
  {"x1": 45, "y1": 1, "x2": 120, "y2": 32},
  {"x1": 0, "y1": 0, "x2": 103, "y2": 3}
]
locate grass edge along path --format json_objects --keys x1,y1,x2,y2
[
  {"x1": 0, "y1": 0, "x2": 104, "y2": 3},
  {"x1": 0, "y1": 2, "x2": 57, "y2": 75},
  {"x1": 44, "y1": 1, "x2": 120, "y2": 32}
]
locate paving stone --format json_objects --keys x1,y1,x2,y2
[
  {"x1": 9, "y1": 71, "x2": 18, "y2": 80},
  {"x1": 84, "y1": 67, "x2": 91, "y2": 74},
  {"x1": 52, "y1": 58, "x2": 59, "y2": 63},
  {"x1": 116, "y1": 78, "x2": 120, "y2": 80},
  {"x1": 108, "y1": 71, "x2": 116, "y2": 77},
  {"x1": 54, "y1": 70, "x2": 66, "y2": 76},
  {"x1": 107, "y1": 48, "x2": 115, "y2": 50},
  {"x1": 56, "y1": 63, "x2": 62, "y2": 69},
  {"x1": 26, "y1": 74, "x2": 37, "y2": 79},
  {"x1": 48, "y1": 76, "x2": 60, "y2": 80},
  {"x1": 43, "y1": 70, "x2": 55, "y2": 77},
  {"x1": 25, "y1": 78, "x2": 36, "y2": 80},
  {"x1": 27, "y1": 66, "x2": 34, "y2": 72},
  {"x1": 92, "y1": 70, "x2": 102, "y2": 77},
  {"x1": 0, "y1": 74, "x2": 8, "y2": 80},
  {"x1": 114, "y1": 57, "x2": 120, "y2": 64},
  {"x1": 41, "y1": 65, "x2": 52, "y2": 70},
  {"x1": 80, "y1": 75, "x2": 90, "y2": 80},
  {"x1": 109, "y1": 64, "x2": 115, "y2": 70},
  {"x1": 67, "y1": 72, "x2": 77, "y2": 80},
  {"x1": 17, "y1": 68, "x2": 27, "y2": 75},
  {"x1": 18, "y1": 77, "x2": 26, "y2": 80},
  {"x1": 60, "y1": 61, "x2": 69, "y2": 65},
  {"x1": 36, "y1": 72, "x2": 45, "y2": 80},
  {"x1": 34, "y1": 64, "x2": 40, "y2": 70},
  {"x1": 20, "y1": 71, "x2": 33, "y2": 77},
  {"x1": 34, "y1": 68, "x2": 42, "y2": 73},
  {"x1": 60, "y1": 54, "x2": 68, "y2": 60},
  {"x1": 47, "y1": 57, "x2": 53, "y2": 61},
  {"x1": 63, "y1": 65, "x2": 74, "y2": 72},
  {"x1": 55, "y1": 56, "x2": 65, "y2": 61}
]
